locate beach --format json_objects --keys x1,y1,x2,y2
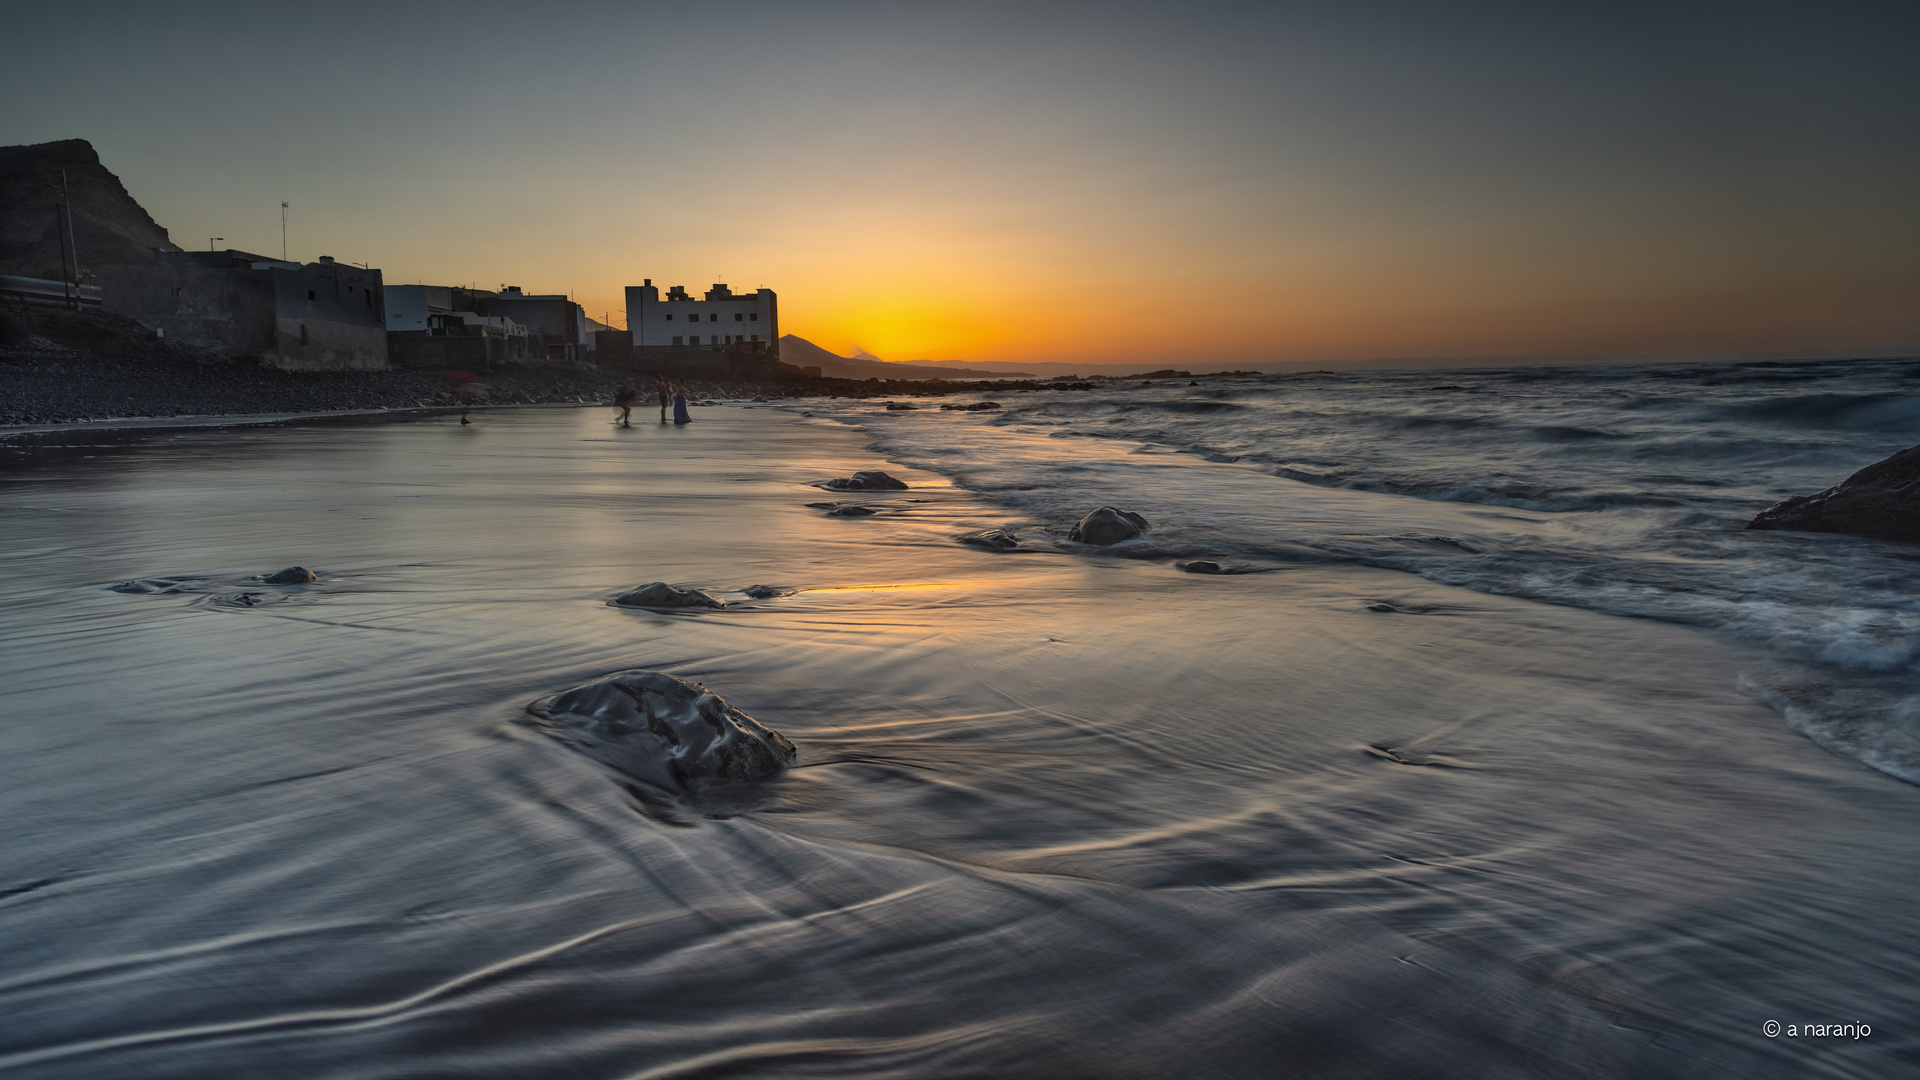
[{"x1": 0, "y1": 403, "x2": 1913, "y2": 1078}]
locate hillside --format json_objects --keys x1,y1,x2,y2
[
  {"x1": 0, "y1": 139, "x2": 179, "y2": 280},
  {"x1": 779, "y1": 335, "x2": 1026, "y2": 381}
]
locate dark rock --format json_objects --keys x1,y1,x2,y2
[
  {"x1": 806, "y1": 502, "x2": 877, "y2": 517},
  {"x1": 1068, "y1": 506, "x2": 1149, "y2": 545},
  {"x1": 939, "y1": 400, "x2": 1001, "y2": 411},
  {"x1": 884, "y1": 401, "x2": 919, "y2": 410},
  {"x1": 818, "y1": 470, "x2": 909, "y2": 491},
  {"x1": 1177, "y1": 560, "x2": 1225, "y2": 574},
  {"x1": 610, "y1": 581, "x2": 727, "y2": 609},
  {"x1": 740, "y1": 585, "x2": 794, "y2": 599},
  {"x1": 528, "y1": 669, "x2": 796, "y2": 792},
  {"x1": 1747, "y1": 444, "x2": 1920, "y2": 543},
  {"x1": 262, "y1": 566, "x2": 316, "y2": 584},
  {"x1": 959, "y1": 528, "x2": 1020, "y2": 551}
]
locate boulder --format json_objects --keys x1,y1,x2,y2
[
  {"x1": 1747, "y1": 444, "x2": 1920, "y2": 543},
  {"x1": 1177, "y1": 560, "x2": 1225, "y2": 574},
  {"x1": 818, "y1": 470, "x2": 909, "y2": 491},
  {"x1": 262, "y1": 566, "x2": 316, "y2": 584},
  {"x1": 610, "y1": 582, "x2": 727, "y2": 609},
  {"x1": 528, "y1": 669, "x2": 796, "y2": 792},
  {"x1": 959, "y1": 528, "x2": 1020, "y2": 551},
  {"x1": 1068, "y1": 506, "x2": 1149, "y2": 545}
]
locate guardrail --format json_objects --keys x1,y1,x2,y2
[{"x1": 0, "y1": 274, "x2": 102, "y2": 309}]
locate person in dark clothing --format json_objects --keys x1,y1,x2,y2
[
  {"x1": 656, "y1": 374, "x2": 671, "y2": 424},
  {"x1": 613, "y1": 386, "x2": 640, "y2": 427}
]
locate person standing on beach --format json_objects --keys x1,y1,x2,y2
[
  {"x1": 656, "y1": 374, "x2": 671, "y2": 424},
  {"x1": 613, "y1": 386, "x2": 639, "y2": 427},
  {"x1": 672, "y1": 381, "x2": 693, "y2": 425}
]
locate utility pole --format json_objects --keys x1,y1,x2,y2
[
  {"x1": 281, "y1": 202, "x2": 288, "y2": 261},
  {"x1": 209, "y1": 237, "x2": 223, "y2": 252},
  {"x1": 59, "y1": 170, "x2": 80, "y2": 310}
]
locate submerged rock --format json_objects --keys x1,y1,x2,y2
[
  {"x1": 262, "y1": 566, "x2": 316, "y2": 584},
  {"x1": 1747, "y1": 444, "x2": 1920, "y2": 543},
  {"x1": 1068, "y1": 506, "x2": 1150, "y2": 545},
  {"x1": 610, "y1": 582, "x2": 727, "y2": 609},
  {"x1": 109, "y1": 577, "x2": 191, "y2": 594},
  {"x1": 818, "y1": 470, "x2": 909, "y2": 491},
  {"x1": 939, "y1": 400, "x2": 1001, "y2": 411},
  {"x1": 806, "y1": 501, "x2": 878, "y2": 517},
  {"x1": 529, "y1": 669, "x2": 796, "y2": 793},
  {"x1": 1177, "y1": 560, "x2": 1225, "y2": 574},
  {"x1": 740, "y1": 585, "x2": 794, "y2": 599},
  {"x1": 884, "y1": 401, "x2": 919, "y2": 410},
  {"x1": 959, "y1": 527, "x2": 1020, "y2": 551}
]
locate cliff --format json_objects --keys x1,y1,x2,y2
[{"x1": 0, "y1": 139, "x2": 179, "y2": 279}]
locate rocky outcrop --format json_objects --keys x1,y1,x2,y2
[
  {"x1": 528, "y1": 670, "x2": 796, "y2": 793},
  {"x1": 1747, "y1": 444, "x2": 1920, "y2": 543},
  {"x1": 261, "y1": 566, "x2": 316, "y2": 584},
  {"x1": 959, "y1": 528, "x2": 1020, "y2": 551},
  {"x1": 1068, "y1": 506, "x2": 1149, "y2": 545},
  {"x1": 610, "y1": 582, "x2": 727, "y2": 609},
  {"x1": 818, "y1": 470, "x2": 909, "y2": 491}
]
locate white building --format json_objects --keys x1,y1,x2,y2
[{"x1": 625, "y1": 280, "x2": 778, "y2": 353}]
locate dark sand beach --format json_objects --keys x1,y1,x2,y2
[{"x1": 0, "y1": 404, "x2": 1913, "y2": 1078}]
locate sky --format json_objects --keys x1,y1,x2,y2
[{"x1": 6, "y1": 1, "x2": 1917, "y2": 366}]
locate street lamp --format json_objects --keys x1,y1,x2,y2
[{"x1": 209, "y1": 237, "x2": 224, "y2": 251}]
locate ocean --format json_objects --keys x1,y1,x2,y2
[
  {"x1": 0, "y1": 370, "x2": 1914, "y2": 1077},
  {"x1": 812, "y1": 356, "x2": 1920, "y2": 785}
]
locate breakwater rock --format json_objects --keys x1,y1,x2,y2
[
  {"x1": 817, "y1": 470, "x2": 909, "y2": 491},
  {"x1": 1069, "y1": 506, "x2": 1150, "y2": 545},
  {"x1": 528, "y1": 670, "x2": 796, "y2": 793},
  {"x1": 611, "y1": 582, "x2": 727, "y2": 609},
  {"x1": 1747, "y1": 444, "x2": 1920, "y2": 543}
]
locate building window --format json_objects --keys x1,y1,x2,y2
[
  {"x1": 347, "y1": 285, "x2": 354, "y2": 293},
  {"x1": 708, "y1": 314, "x2": 717, "y2": 322},
  {"x1": 672, "y1": 335, "x2": 683, "y2": 346},
  {"x1": 307, "y1": 289, "x2": 316, "y2": 301},
  {"x1": 734, "y1": 313, "x2": 743, "y2": 321},
  {"x1": 364, "y1": 291, "x2": 372, "y2": 310},
  {"x1": 750, "y1": 313, "x2": 758, "y2": 321},
  {"x1": 300, "y1": 324, "x2": 308, "y2": 345},
  {"x1": 750, "y1": 334, "x2": 758, "y2": 342},
  {"x1": 664, "y1": 313, "x2": 672, "y2": 320}
]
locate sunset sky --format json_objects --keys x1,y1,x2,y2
[{"x1": 7, "y1": 1, "x2": 1917, "y2": 366}]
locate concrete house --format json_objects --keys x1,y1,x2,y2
[
  {"x1": 102, "y1": 249, "x2": 388, "y2": 370},
  {"x1": 384, "y1": 284, "x2": 533, "y2": 368},
  {"x1": 625, "y1": 281, "x2": 778, "y2": 354}
]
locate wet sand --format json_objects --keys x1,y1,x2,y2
[{"x1": 0, "y1": 406, "x2": 1912, "y2": 1077}]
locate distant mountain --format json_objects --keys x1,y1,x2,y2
[
  {"x1": 0, "y1": 139, "x2": 179, "y2": 279},
  {"x1": 778, "y1": 335, "x2": 1028, "y2": 380}
]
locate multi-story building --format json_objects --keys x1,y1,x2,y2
[
  {"x1": 624, "y1": 281, "x2": 777, "y2": 354},
  {"x1": 102, "y1": 249, "x2": 387, "y2": 370}
]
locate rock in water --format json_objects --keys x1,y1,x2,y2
[
  {"x1": 1068, "y1": 506, "x2": 1149, "y2": 545},
  {"x1": 262, "y1": 567, "x2": 316, "y2": 584},
  {"x1": 1177, "y1": 560, "x2": 1224, "y2": 574},
  {"x1": 610, "y1": 582, "x2": 727, "y2": 609},
  {"x1": 740, "y1": 585, "x2": 793, "y2": 599},
  {"x1": 959, "y1": 528, "x2": 1020, "y2": 551},
  {"x1": 1747, "y1": 444, "x2": 1920, "y2": 543},
  {"x1": 818, "y1": 470, "x2": 909, "y2": 491},
  {"x1": 529, "y1": 670, "x2": 796, "y2": 792}
]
